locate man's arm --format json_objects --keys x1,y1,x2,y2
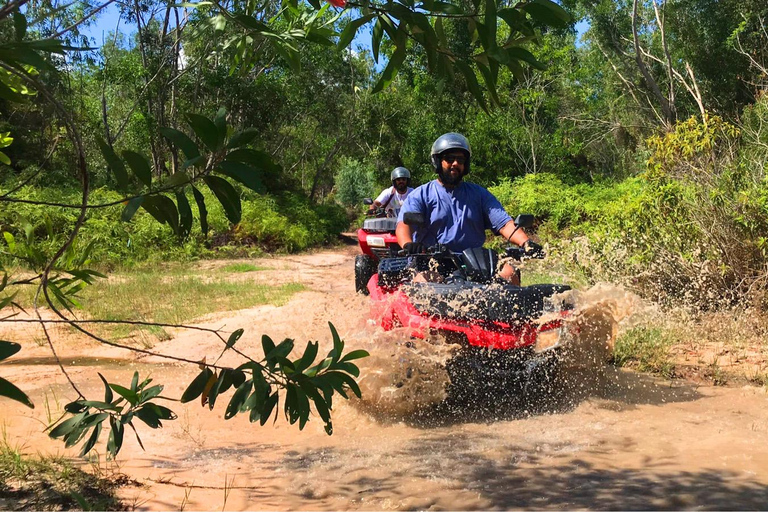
[
  {"x1": 396, "y1": 221, "x2": 414, "y2": 247},
  {"x1": 498, "y1": 219, "x2": 530, "y2": 246}
]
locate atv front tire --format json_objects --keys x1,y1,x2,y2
[{"x1": 355, "y1": 254, "x2": 377, "y2": 295}]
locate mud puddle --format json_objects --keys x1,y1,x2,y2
[{"x1": 4, "y1": 250, "x2": 768, "y2": 510}]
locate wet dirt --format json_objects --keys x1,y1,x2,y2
[{"x1": 3, "y1": 243, "x2": 768, "y2": 510}]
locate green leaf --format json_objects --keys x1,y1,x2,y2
[
  {"x1": 135, "y1": 405, "x2": 161, "y2": 428},
  {"x1": 497, "y1": 8, "x2": 523, "y2": 30},
  {"x1": 186, "y1": 113, "x2": 221, "y2": 152},
  {"x1": 50, "y1": 412, "x2": 86, "y2": 439},
  {"x1": 339, "y1": 349, "x2": 369, "y2": 363},
  {"x1": 428, "y1": 1, "x2": 463, "y2": 14},
  {"x1": 79, "y1": 421, "x2": 102, "y2": 457},
  {"x1": 485, "y1": 0, "x2": 497, "y2": 50},
  {"x1": 328, "y1": 322, "x2": 344, "y2": 363},
  {"x1": 507, "y1": 46, "x2": 546, "y2": 70},
  {"x1": 176, "y1": 190, "x2": 193, "y2": 239},
  {"x1": 216, "y1": 161, "x2": 262, "y2": 193},
  {"x1": 372, "y1": 18, "x2": 384, "y2": 63},
  {"x1": 0, "y1": 375, "x2": 33, "y2": 408},
  {"x1": 225, "y1": 148, "x2": 279, "y2": 172},
  {"x1": 227, "y1": 128, "x2": 259, "y2": 149},
  {"x1": 456, "y1": 61, "x2": 487, "y2": 112},
  {"x1": 191, "y1": 186, "x2": 209, "y2": 235},
  {"x1": 213, "y1": 107, "x2": 227, "y2": 148},
  {"x1": 225, "y1": 379, "x2": 253, "y2": 419},
  {"x1": 13, "y1": 12, "x2": 27, "y2": 41},
  {"x1": 180, "y1": 368, "x2": 213, "y2": 403},
  {"x1": 98, "y1": 373, "x2": 114, "y2": 403},
  {"x1": 266, "y1": 339, "x2": 295, "y2": 367},
  {"x1": 122, "y1": 151, "x2": 152, "y2": 188},
  {"x1": 0, "y1": 340, "x2": 21, "y2": 361},
  {"x1": 204, "y1": 175, "x2": 241, "y2": 224},
  {"x1": 261, "y1": 334, "x2": 276, "y2": 360},
  {"x1": 160, "y1": 127, "x2": 200, "y2": 160},
  {"x1": 121, "y1": 197, "x2": 144, "y2": 222},
  {"x1": 337, "y1": 14, "x2": 375, "y2": 50},
  {"x1": 296, "y1": 341, "x2": 319, "y2": 373},
  {"x1": 141, "y1": 195, "x2": 180, "y2": 234},
  {"x1": 110, "y1": 384, "x2": 139, "y2": 406},
  {"x1": 259, "y1": 392, "x2": 278, "y2": 426},
  {"x1": 96, "y1": 137, "x2": 128, "y2": 190},
  {"x1": 373, "y1": 46, "x2": 406, "y2": 93},
  {"x1": 107, "y1": 416, "x2": 124, "y2": 458},
  {"x1": 521, "y1": 0, "x2": 571, "y2": 29},
  {"x1": 226, "y1": 329, "x2": 244, "y2": 350}
]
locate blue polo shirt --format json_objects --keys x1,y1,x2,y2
[{"x1": 398, "y1": 180, "x2": 513, "y2": 252}]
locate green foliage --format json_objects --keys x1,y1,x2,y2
[
  {"x1": 0, "y1": 341, "x2": 33, "y2": 408},
  {"x1": 52, "y1": 323, "x2": 368, "y2": 457},
  {"x1": 612, "y1": 327, "x2": 677, "y2": 378},
  {"x1": 334, "y1": 158, "x2": 376, "y2": 206}
]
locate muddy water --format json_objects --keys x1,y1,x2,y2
[{"x1": 3, "y1": 247, "x2": 768, "y2": 510}]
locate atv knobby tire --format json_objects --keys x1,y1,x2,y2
[{"x1": 355, "y1": 254, "x2": 377, "y2": 295}]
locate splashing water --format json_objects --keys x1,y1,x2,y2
[{"x1": 351, "y1": 282, "x2": 648, "y2": 420}]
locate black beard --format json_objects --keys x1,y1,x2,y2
[
  {"x1": 394, "y1": 182, "x2": 408, "y2": 193},
  {"x1": 438, "y1": 168, "x2": 463, "y2": 186}
]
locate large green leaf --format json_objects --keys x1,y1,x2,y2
[
  {"x1": 96, "y1": 137, "x2": 128, "y2": 190},
  {"x1": 456, "y1": 61, "x2": 487, "y2": 112},
  {"x1": 0, "y1": 340, "x2": 21, "y2": 361},
  {"x1": 204, "y1": 175, "x2": 241, "y2": 224},
  {"x1": 337, "y1": 14, "x2": 375, "y2": 50},
  {"x1": 181, "y1": 368, "x2": 214, "y2": 403},
  {"x1": 521, "y1": 0, "x2": 572, "y2": 29},
  {"x1": 122, "y1": 151, "x2": 152, "y2": 188},
  {"x1": 372, "y1": 18, "x2": 384, "y2": 63},
  {"x1": 0, "y1": 376, "x2": 33, "y2": 408},
  {"x1": 176, "y1": 190, "x2": 193, "y2": 239},
  {"x1": 121, "y1": 197, "x2": 144, "y2": 222},
  {"x1": 186, "y1": 114, "x2": 221, "y2": 152},
  {"x1": 225, "y1": 148, "x2": 279, "y2": 172},
  {"x1": 191, "y1": 186, "x2": 209, "y2": 235},
  {"x1": 216, "y1": 161, "x2": 262, "y2": 192},
  {"x1": 160, "y1": 127, "x2": 200, "y2": 161},
  {"x1": 507, "y1": 46, "x2": 546, "y2": 70},
  {"x1": 372, "y1": 46, "x2": 406, "y2": 93},
  {"x1": 141, "y1": 195, "x2": 180, "y2": 234}
]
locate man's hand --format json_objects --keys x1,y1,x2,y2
[
  {"x1": 403, "y1": 242, "x2": 425, "y2": 255},
  {"x1": 522, "y1": 240, "x2": 544, "y2": 258}
]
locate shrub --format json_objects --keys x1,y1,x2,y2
[{"x1": 334, "y1": 158, "x2": 376, "y2": 206}]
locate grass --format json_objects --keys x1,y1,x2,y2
[
  {"x1": 219, "y1": 262, "x2": 265, "y2": 273},
  {"x1": 79, "y1": 269, "x2": 304, "y2": 340},
  {"x1": 13, "y1": 262, "x2": 305, "y2": 343},
  {"x1": 612, "y1": 327, "x2": 677, "y2": 378},
  {"x1": 0, "y1": 441, "x2": 125, "y2": 510}
]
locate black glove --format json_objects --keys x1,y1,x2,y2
[
  {"x1": 403, "y1": 242, "x2": 425, "y2": 255},
  {"x1": 522, "y1": 240, "x2": 545, "y2": 258}
]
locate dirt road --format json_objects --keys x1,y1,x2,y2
[{"x1": 3, "y1": 242, "x2": 768, "y2": 510}]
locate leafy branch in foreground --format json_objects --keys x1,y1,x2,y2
[{"x1": 49, "y1": 323, "x2": 367, "y2": 458}]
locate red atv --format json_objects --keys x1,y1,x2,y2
[
  {"x1": 366, "y1": 213, "x2": 573, "y2": 393},
  {"x1": 355, "y1": 198, "x2": 401, "y2": 294}
]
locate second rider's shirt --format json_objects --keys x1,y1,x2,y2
[
  {"x1": 375, "y1": 186, "x2": 414, "y2": 217},
  {"x1": 397, "y1": 179, "x2": 512, "y2": 253}
]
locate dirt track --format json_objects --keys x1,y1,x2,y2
[{"x1": 3, "y1": 242, "x2": 768, "y2": 510}]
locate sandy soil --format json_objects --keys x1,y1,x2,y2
[{"x1": 3, "y1": 241, "x2": 768, "y2": 510}]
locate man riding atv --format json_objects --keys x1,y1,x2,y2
[
  {"x1": 368, "y1": 166, "x2": 414, "y2": 218},
  {"x1": 396, "y1": 133, "x2": 543, "y2": 285}
]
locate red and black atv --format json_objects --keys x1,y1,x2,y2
[
  {"x1": 355, "y1": 198, "x2": 401, "y2": 294},
  {"x1": 366, "y1": 213, "x2": 573, "y2": 395}
]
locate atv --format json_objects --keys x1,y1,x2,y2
[
  {"x1": 355, "y1": 198, "x2": 401, "y2": 294},
  {"x1": 365, "y1": 213, "x2": 573, "y2": 397}
]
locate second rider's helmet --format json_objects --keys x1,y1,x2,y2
[
  {"x1": 391, "y1": 166, "x2": 411, "y2": 186},
  {"x1": 430, "y1": 132, "x2": 471, "y2": 173}
]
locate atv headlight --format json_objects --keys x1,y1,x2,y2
[
  {"x1": 534, "y1": 328, "x2": 562, "y2": 353},
  {"x1": 366, "y1": 236, "x2": 386, "y2": 248}
]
